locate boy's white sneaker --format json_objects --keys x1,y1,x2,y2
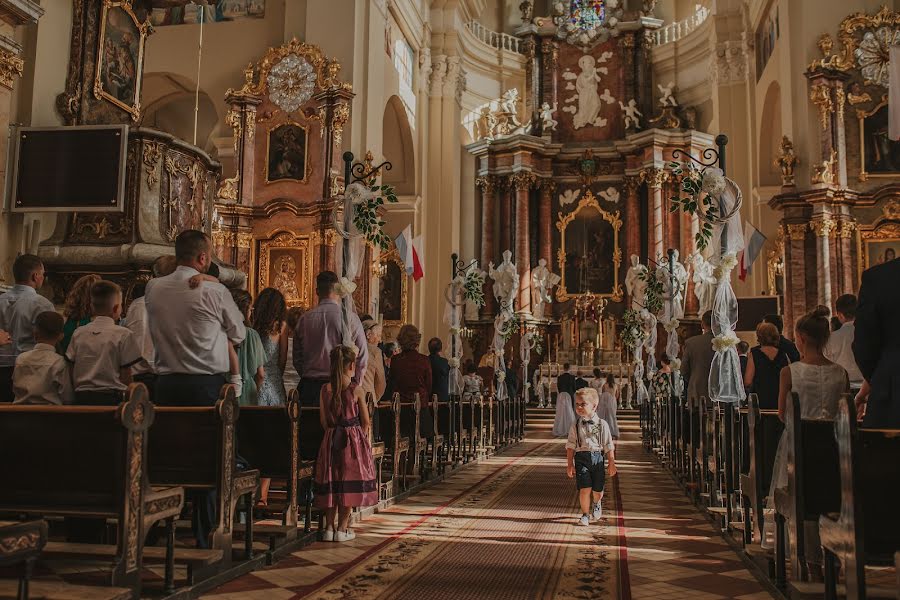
[
  {"x1": 335, "y1": 529, "x2": 356, "y2": 542},
  {"x1": 320, "y1": 528, "x2": 335, "y2": 542},
  {"x1": 591, "y1": 502, "x2": 603, "y2": 521},
  {"x1": 578, "y1": 514, "x2": 591, "y2": 527}
]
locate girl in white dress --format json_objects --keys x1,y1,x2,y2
[{"x1": 761, "y1": 307, "x2": 849, "y2": 575}]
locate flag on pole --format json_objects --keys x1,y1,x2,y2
[
  {"x1": 890, "y1": 46, "x2": 900, "y2": 140},
  {"x1": 394, "y1": 226, "x2": 425, "y2": 281},
  {"x1": 739, "y1": 222, "x2": 767, "y2": 281}
]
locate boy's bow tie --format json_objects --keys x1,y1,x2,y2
[{"x1": 581, "y1": 417, "x2": 596, "y2": 425}]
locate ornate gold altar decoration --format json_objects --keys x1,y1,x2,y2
[
  {"x1": 93, "y1": 0, "x2": 152, "y2": 121},
  {"x1": 810, "y1": 8, "x2": 900, "y2": 82},
  {"x1": 256, "y1": 231, "x2": 315, "y2": 308},
  {"x1": 555, "y1": 190, "x2": 623, "y2": 303},
  {"x1": 264, "y1": 121, "x2": 309, "y2": 183},
  {"x1": 766, "y1": 228, "x2": 785, "y2": 296},
  {"x1": 809, "y1": 84, "x2": 833, "y2": 131},
  {"x1": 0, "y1": 47, "x2": 24, "y2": 90},
  {"x1": 858, "y1": 219, "x2": 900, "y2": 278},
  {"x1": 775, "y1": 136, "x2": 799, "y2": 187},
  {"x1": 378, "y1": 247, "x2": 408, "y2": 327},
  {"x1": 811, "y1": 149, "x2": 838, "y2": 185}
]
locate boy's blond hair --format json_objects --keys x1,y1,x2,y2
[{"x1": 575, "y1": 387, "x2": 600, "y2": 408}]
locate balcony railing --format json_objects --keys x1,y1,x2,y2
[
  {"x1": 465, "y1": 20, "x2": 523, "y2": 54},
  {"x1": 652, "y1": 5, "x2": 710, "y2": 46}
]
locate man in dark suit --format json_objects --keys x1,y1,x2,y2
[
  {"x1": 763, "y1": 314, "x2": 800, "y2": 363},
  {"x1": 853, "y1": 257, "x2": 900, "y2": 427},
  {"x1": 681, "y1": 310, "x2": 715, "y2": 404},
  {"x1": 428, "y1": 337, "x2": 450, "y2": 402},
  {"x1": 557, "y1": 363, "x2": 576, "y2": 398}
]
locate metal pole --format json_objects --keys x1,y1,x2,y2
[{"x1": 667, "y1": 247, "x2": 676, "y2": 323}]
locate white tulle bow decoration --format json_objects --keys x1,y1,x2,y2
[
  {"x1": 444, "y1": 274, "x2": 467, "y2": 395},
  {"x1": 335, "y1": 277, "x2": 357, "y2": 298}
]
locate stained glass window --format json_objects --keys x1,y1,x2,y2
[{"x1": 569, "y1": 0, "x2": 605, "y2": 30}]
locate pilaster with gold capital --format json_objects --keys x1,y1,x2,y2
[{"x1": 538, "y1": 179, "x2": 555, "y2": 266}]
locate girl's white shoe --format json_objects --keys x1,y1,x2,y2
[
  {"x1": 320, "y1": 528, "x2": 335, "y2": 542},
  {"x1": 334, "y1": 529, "x2": 356, "y2": 542}
]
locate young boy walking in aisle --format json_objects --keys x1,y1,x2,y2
[{"x1": 566, "y1": 387, "x2": 617, "y2": 526}]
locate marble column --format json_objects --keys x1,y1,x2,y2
[
  {"x1": 641, "y1": 168, "x2": 666, "y2": 261},
  {"x1": 499, "y1": 180, "x2": 513, "y2": 255},
  {"x1": 512, "y1": 172, "x2": 536, "y2": 314},
  {"x1": 539, "y1": 180, "x2": 555, "y2": 265},
  {"x1": 665, "y1": 176, "x2": 680, "y2": 254},
  {"x1": 837, "y1": 219, "x2": 857, "y2": 295},
  {"x1": 477, "y1": 175, "x2": 497, "y2": 317},
  {"x1": 624, "y1": 176, "x2": 641, "y2": 264},
  {"x1": 784, "y1": 223, "x2": 808, "y2": 335},
  {"x1": 810, "y1": 218, "x2": 835, "y2": 310}
]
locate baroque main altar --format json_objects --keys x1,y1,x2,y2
[{"x1": 465, "y1": 1, "x2": 711, "y2": 369}]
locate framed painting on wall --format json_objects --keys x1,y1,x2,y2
[
  {"x1": 266, "y1": 123, "x2": 308, "y2": 183},
  {"x1": 378, "y1": 248, "x2": 408, "y2": 326},
  {"x1": 256, "y1": 231, "x2": 314, "y2": 308},
  {"x1": 94, "y1": 1, "x2": 151, "y2": 121}
]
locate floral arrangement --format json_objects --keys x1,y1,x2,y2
[
  {"x1": 667, "y1": 162, "x2": 722, "y2": 251},
  {"x1": 663, "y1": 318, "x2": 680, "y2": 332},
  {"x1": 532, "y1": 333, "x2": 544, "y2": 356},
  {"x1": 638, "y1": 268, "x2": 664, "y2": 316},
  {"x1": 448, "y1": 357, "x2": 461, "y2": 368},
  {"x1": 500, "y1": 315, "x2": 519, "y2": 342},
  {"x1": 334, "y1": 276, "x2": 357, "y2": 298},
  {"x1": 713, "y1": 252, "x2": 738, "y2": 280},
  {"x1": 463, "y1": 268, "x2": 486, "y2": 308},
  {"x1": 496, "y1": 370, "x2": 507, "y2": 383},
  {"x1": 621, "y1": 309, "x2": 644, "y2": 351},
  {"x1": 712, "y1": 332, "x2": 740, "y2": 352},
  {"x1": 351, "y1": 183, "x2": 398, "y2": 250}
]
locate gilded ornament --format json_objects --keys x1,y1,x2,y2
[
  {"x1": 639, "y1": 167, "x2": 668, "y2": 190},
  {"x1": 126, "y1": 429, "x2": 142, "y2": 571},
  {"x1": 509, "y1": 171, "x2": 537, "y2": 191},
  {"x1": 835, "y1": 86, "x2": 846, "y2": 122},
  {"x1": 775, "y1": 136, "x2": 800, "y2": 187},
  {"x1": 0, "y1": 47, "x2": 24, "y2": 89},
  {"x1": 332, "y1": 102, "x2": 350, "y2": 147},
  {"x1": 810, "y1": 218, "x2": 837, "y2": 238},
  {"x1": 218, "y1": 176, "x2": 239, "y2": 201},
  {"x1": 142, "y1": 141, "x2": 162, "y2": 191},
  {"x1": 811, "y1": 149, "x2": 838, "y2": 186},
  {"x1": 836, "y1": 219, "x2": 858, "y2": 239},
  {"x1": 786, "y1": 223, "x2": 808, "y2": 241},
  {"x1": 847, "y1": 82, "x2": 873, "y2": 105},
  {"x1": 475, "y1": 175, "x2": 497, "y2": 195},
  {"x1": 809, "y1": 84, "x2": 833, "y2": 131},
  {"x1": 0, "y1": 532, "x2": 40, "y2": 553},
  {"x1": 811, "y1": 7, "x2": 900, "y2": 78},
  {"x1": 883, "y1": 198, "x2": 900, "y2": 219},
  {"x1": 766, "y1": 228, "x2": 785, "y2": 296}
]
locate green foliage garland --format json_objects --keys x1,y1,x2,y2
[
  {"x1": 639, "y1": 268, "x2": 664, "y2": 316},
  {"x1": 353, "y1": 184, "x2": 399, "y2": 250},
  {"x1": 463, "y1": 269, "x2": 486, "y2": 308},
  {"x1": 621, "y1": 309, "x2": 644, "y2": 351},
  {"x1": 668, "y1": 161, "x2": 717, "y2": 251}
]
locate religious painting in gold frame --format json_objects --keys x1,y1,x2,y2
[
  {"x1": 858, "y1": 220, "x2": 900, "y2": 279},
  {"x1": 256, "y1": 231, "x2": 314, "y2": 308},
  {"x1": 855, "y1": 95, "x2": 900, "y2": 181},
  {"x1": 94, "y1": 0, "x2": 151, "y2": 121},
  {"x1": 556, "y1": 190, "x2": 623, "y2": 302},
  {"x1": 265, "y1": 122, "x2": 308, "y2": 183},
  {"x1": 378, "y1": 247, "x2": 408, "y2": 326}
]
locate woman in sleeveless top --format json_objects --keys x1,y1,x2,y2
[
  {"x1": 744, "y1": 322, "x2": 790, "y2": 410},
  {"x1": 761, "y1": 308, "x2": 849, "y2": 576},
  {"x1": 252, "y1": 288, "x2": 288, "y2": 408},
  {"x1": 314, "y1": 346, "x2": 378, "y2": 542}
]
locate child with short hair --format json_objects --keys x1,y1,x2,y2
[
  {"x1": 566, "y1": 387, "x2": 617, "y2": 526},
  {"x1": 66, "y1": 281, "x2": 144, "y2": 405},
  {"x1": 13, "y1": 311, "x2": 73, "y2": 405}
]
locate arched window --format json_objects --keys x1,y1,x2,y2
[{"x1": 569, "y1": 0, "x2": 605, "y2": 30}]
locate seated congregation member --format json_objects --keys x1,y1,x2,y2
[
  {"x1": 763, "y1": 313, "x2": 801, "y2": 363},
  {"x1": 252, "y1": 288, "x2": 288, "y2": 407},
  {"x1": 66, "y1": 281, "x2": 144, "y2": 406},
  {"x1": 293, "y1": 271, "x2": 368, "y2": 407},
  {"x1": 462, "y1": 361, "x2": 483, "y2": 399},
  {"x1": 0, "y1": 254, "x2": 54, "y2": 403},
  {"x1": 428, "y1": 337, "x2": 450, "y2": 402},
  {"x1": 60, "y1": 274, "x2": 100, "y2": 353},
  {"x1": 315, "y1": 345, "x2": 378, "y2": 542},
  {"x1": 824, "y1": 294, "x2": 863, "y2": 394},
  {"x1": 761, "y1": 307, "x2": 849, "y2": 572},
  {"x1": 13, "y1": 311, "x2": 73, "y2": 405},
  {"x1": 389, "y1": 324, "x2": 434, "y2": 437},
  {"x1": 854, "y1": 252, "x2": 900, "y2": 427},
  {"x1": 146, "y1": 230, "x2": 246, "y2": 407},
  {"x1": 566, "y1": 387, "x2": 617, "y2": 526},
  {"x1": 744, "y1": 322, "x2": 790, "y2": 410},
  {"x1": 231, "y1": 289, "x2": 265, "y2": 407},
  {"x1": 123, "y1": 256, "x2": 176, "y2": 400}
]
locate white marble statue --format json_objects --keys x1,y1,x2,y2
[
  {"x1": 531, "y1": 258, "x2": 560, "y2": 320},
  {"x1": 573, "y1": 55, "x2": 602, "y2": 129},
  {"x1": 691, "y1": 253, "x2": 717, "y2": 316},
  {"x1": 656, "y1": 250, "x2": 688, "y2": 322},
  {"x1": 624, "y1": 254, "x2": 648, "y2": 311},
  {"x1": 619, "y1": 98, "x2": 642, "y2": 129},
  {"x1": 539, "y1": 102, "x2": 558, "y2": 133},
  {"x1": 489, "y1": 249, "x2": 519, "y2": 314},
  {"x1": 658, "y1": 81, "x2": 678, "y2": 107},
  {"x1": 498, "y1": 89, "x2": 522, "y2": 123}
]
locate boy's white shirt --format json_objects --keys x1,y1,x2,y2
[{"x1": 566, "y1": 411, "x2": 615, "y2": 453}]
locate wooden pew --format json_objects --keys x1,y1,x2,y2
[
  {"x1": 773, "y1": 392, "x2": 842, "y2": 587},
  {"x1": 0, "y1": 385, "x2": 184, "y2": 597},
  {"x1": 436, "y1": 394, "x2": 456, "y2": 470},
  {"x1": 458, "y1": 394, "x2": 473, "y2": 462},
  {"x1": 399, "y1": 395, "x2": 426, "y2": 488},
  {"x1": 375, "y1": 394, "x2": 408, "y2": 497},
  {"x1": 148, "y1": 386, "x2": 260, "y2": 575},
  {"x1": 739, "y1": 394, "x2": 783, "y2": 546},
  {"x1": 426, "y1": 394, "x2": 448, "y2": 477},
  {"x1": 235, "y1": 394, "x2": 306, "y2": 551},
  {"x1": 0, "y1": 519, "x2": 46, "y2": 600},
  {"x1": 365, "y1": 393, "x2": 386, "y2": 499},
  {"x1": 819, "y1": 396, "x2": 900, "y2": 600}
]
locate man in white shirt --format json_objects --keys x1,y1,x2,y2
[
  {"x1": 826, "y1": 294, "x2": 863, "y2": 391},
  {"x1": 0, "y1": 254, "x2": 55, "y2": 403},
  {"x1": 145, "y1": 230, "x2": 246, "y2": 407}
]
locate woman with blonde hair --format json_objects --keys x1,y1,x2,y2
[
  {"x1": 313, "y1": 345, "x2": 378, "y2": 542},
  {"x1": 61, "y1": 274, "x2": 101, "y2": 353},
  {"x1": 744, "y1": 321, "x2": 790, "y2": 410},
  {"x1": 388, "y1": 324, "x2": 434, "y2": 437}
]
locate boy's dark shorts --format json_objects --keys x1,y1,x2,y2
[{"x1": 574, "y1": 450, "x2": 605, "y2": 492}]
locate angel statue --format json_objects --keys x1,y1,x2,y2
[
  {"x1": 690, "y1": 253, "x2": 717, "y2": 316},
  {"x1": 489, "y1": 250, "x2": 519, "y2": 315},
  {"x1": 657, "y1": 81, "x2": 678, "y2": 107},
  {"x1": 656, "y1": 250, "x2": 688, "y2": 322},
  {"x1": 531, "y1": 258, "x2": 561, "y2": 320},
  {"x1": 624, "y1": 254, "x2": 648, "y2": 311},
  {"x1": 618, "y1": 98, "x2": 642, "y2": 129},
  {"x1": 540, "y1": 102, "x2": 558, "y2": 133}
]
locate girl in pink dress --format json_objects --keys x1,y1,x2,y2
[{"x1": 314, "y1": 345, "x2": 378, "y2": 542}]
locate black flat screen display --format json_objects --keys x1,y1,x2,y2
[{"x1": 12, "y1": 126, "x2": 127, "y2": 212}]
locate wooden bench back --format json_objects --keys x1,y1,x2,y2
[
  {"x1": 786, "y1": 392, "x2": 842, "y2": 519},
  {"x1": 0, "y1": 386, "x2": 154, "y2": 514},
  {"x1": 747, "y1": 394, "x2": 783, "y2": 496},
  {"x1": 237, "y1": 397, "x2": 299, "y2": 478}
]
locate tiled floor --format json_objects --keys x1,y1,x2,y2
[{"x1": 198, "y1": 412, "x2": 775, "y2": 600}]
